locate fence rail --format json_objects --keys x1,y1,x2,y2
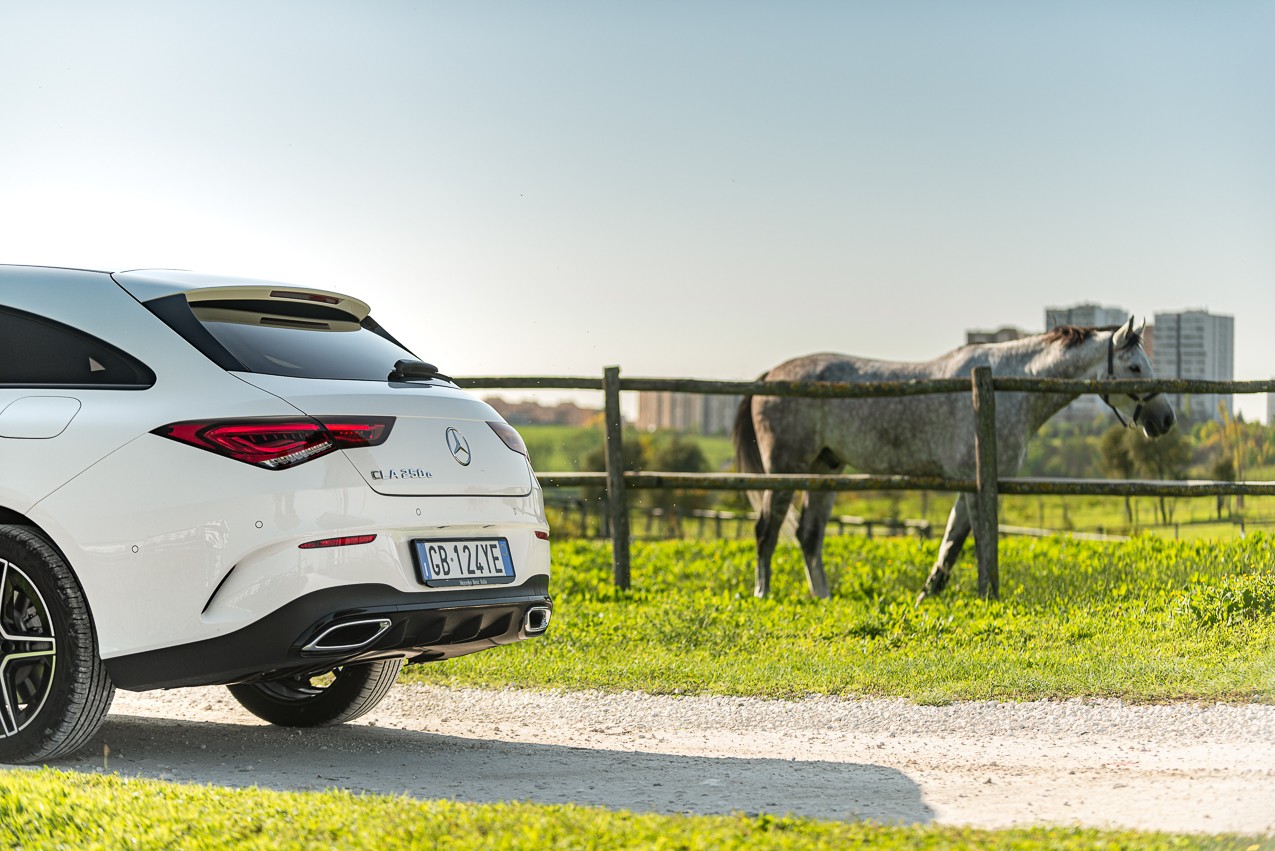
[
  {"x1": 463, "y1": 370, "x2": 1275, "y2": 599},
  {"x1": 462, "y1": 374, "x2": 1275, "y2": 397},
  {"x1": 539, "y1": 471, "x2": 1275, "y2": 498}
]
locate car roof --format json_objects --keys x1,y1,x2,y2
[{"x1": 2, "y1": 264, "x2": 372, "y2": 321}]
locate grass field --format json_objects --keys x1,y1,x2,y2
[
  {"x1": 402, "y1": 535, "x2": 1275, "y2": 703},
  {"x1": 1, "y1": 769, "x2": 1266, "y2": 851}
]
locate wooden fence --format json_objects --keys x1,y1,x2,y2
[{"x1": 461, "y1": 369, "x2": 1275, "y2": 599}]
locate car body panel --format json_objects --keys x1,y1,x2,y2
[
  {"x1": 0, "y1": 264, "x2": 550, "y2": 691},
  {"x1": 232, "y1": 373, "x2": 534, "y2": 497},
  {"x1": 0, "y1": 396, "x2": 83, "y2": 439}
]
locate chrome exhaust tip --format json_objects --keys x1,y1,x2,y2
[
  {"x1": 523, "y1": 606, "x2": 551, "y2": 634},
  {"x1": 302, "y1": 618, "x2": 393, "y2": 653}
]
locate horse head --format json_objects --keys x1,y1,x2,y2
[{"x1": 1106, "y1": 316, "x2": 1176, "y2": 438}]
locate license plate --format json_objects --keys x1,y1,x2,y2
[{"x1": 412, "y1": 538, "x2": 515, "y2": 587}]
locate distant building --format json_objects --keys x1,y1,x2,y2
[
  {"x1": 1267, "y1": 391, "x2": 1275, "y2": 426},
  {"x1": 1045, "y1": 303, "x2": 1132, "y2": 330},
  {"x1": 637, "y1": 391, "x2": 742, "y2": 435},
  {"x1": 1044, "y1": 303, "x2": 1131, "y2": 422},
  {"x1": 966, "y1": 326, "x2": 1029, "y2": 345},
  {"x1": 1152, "y1": 310, "x2": 1235, "y2": 423},
  {"x1": 1141, "y1": 323, "x2": 1156, "y2": 363}
]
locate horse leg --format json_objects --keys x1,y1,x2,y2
[
  {"x1": 796, "y1": 490, "x2": 836, "y2": 599},
  {"x1": 754, "y1": 489, "x2": 795, "y2": 598},
  {"x1": 918, "y1": 495, "x2": 972, "y2": 600}
]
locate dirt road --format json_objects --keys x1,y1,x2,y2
[{"x1": 49, "y1": 685, "x2": 1275, "y2": 836}]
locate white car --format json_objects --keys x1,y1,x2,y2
[{"x1": 0, "y1": 265, "x2": 551, "y2": 763}]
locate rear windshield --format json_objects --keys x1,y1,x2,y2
[
  {"x1": 147, "y1": 296, "x2": 422, "y2": 381},
  {"x1": 199, "y1": 316, "x2": 417, "y2": 380}
]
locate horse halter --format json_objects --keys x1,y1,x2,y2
[{"x1": 1100, "y1": 333, "x2": 1159, "y2": 429}]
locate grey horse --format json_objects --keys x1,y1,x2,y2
[{"x1": 733, "y1": 318, "x2": 1176, "y2": 599}]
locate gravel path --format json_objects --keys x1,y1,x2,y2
[{"x1": 40, "y1": 685, "x2": 1271, "y2": 836}]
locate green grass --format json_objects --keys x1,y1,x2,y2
[
  {"x1": 403, "y1": 535, "x2": 1275, "y2": 702},
  {"x1": 518, "y1": 424, "x2": 605, "y2": 472},
  {"x1": 1, "y1": 769, "x2": 1265, "y2": 850},
  {"x1": 818, "y1": 491, "x2": 1275, "y2": 541}
]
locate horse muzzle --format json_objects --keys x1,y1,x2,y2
[{"x1": 1137, "y1": 394, "x2": 1176, "y2": 438}]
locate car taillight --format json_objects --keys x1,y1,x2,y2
[
  {"x1": 487, "y1": 421, "x2": 529, "y2": 457},
  {"x1": 318, "y1": 418, "x2": 393, "y2": 448},
  {"x1": 153, "y1": 416, "x2": 394, "y2": 469}
]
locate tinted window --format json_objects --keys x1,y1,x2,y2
[
  {"x1": 0, "y1": 308, "x2": 155, "y2": 388},
  {"x1": 192, "y1": 303, "x2": 418, "y2": 381}
]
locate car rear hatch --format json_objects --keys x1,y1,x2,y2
[
  {"x1": 232, "y1": 374, "x2": 533, "y2": 496},
  {"x1": 117, "y1": 270, "x2": 532, "y2": 497}
]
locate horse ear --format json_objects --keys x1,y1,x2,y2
[
  {"x1": 1114, "y1": 315, "x2": 1136, "y2": 349},
  {"x1": 1135, "y1": 317, "x2": 1146, "y2": 338}
]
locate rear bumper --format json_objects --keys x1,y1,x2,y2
[{"x1": 105, "y1": 576, "x2": 551, "y2": 691}]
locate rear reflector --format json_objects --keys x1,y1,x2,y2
[
  {"x1": 153, "y1": 416, "x2": 394, "y2": 469},
  {"x1": 535, "y1": 530, "x2": 550, "y2": 540},
  {"x1": 299, "y1": 534, "x2": 377, "y2": 550}
]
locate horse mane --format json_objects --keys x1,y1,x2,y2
[
  {"x1": 1041, "y1": 325, "x2": 1095, "y2": 348},
  {"x1": 1042, "y1": 323, "x2": 1141, "y2": 350}
]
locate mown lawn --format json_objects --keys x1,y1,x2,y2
[
  {"x1": 1, "y1": 769, "x2": 1266, "y2": 851},
  {"x1": 403, "y1": 534, "x2": 1275, "y2": 703}
]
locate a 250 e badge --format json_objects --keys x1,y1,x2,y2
[{"x1": 370, "y1": 468, "x2": 433, "y2": 480}]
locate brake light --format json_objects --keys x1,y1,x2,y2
[
  {"x1": 153, "y1": 416, "x2": 394, "y2": 469},
  {"x1": 270, "y1": 290, "x2": 342, "y2": 305}
]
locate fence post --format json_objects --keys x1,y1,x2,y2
[
  {"x1": 603, "y1": 366, "x2": 632, "y2": 589},
  {"x1": 972, "y1": 366, "x2": 1000, "y2": 599}
]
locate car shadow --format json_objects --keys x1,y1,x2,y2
[{"x1": 43, "y1": 713, "x2": 935, "y2": 825}]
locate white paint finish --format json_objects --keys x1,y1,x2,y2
[
  {"x1": 32, "y1": 417, "x2": 548, "y2": 658},
  {"x1": 1, "y1": 265, "x2": 550, "y2": 663},
  {"x1": 0, "y1": 396, "x2": 82, "y2": 438},
  {"x1": 232, "y1": 373, "x2": 534, "y2": 496}
]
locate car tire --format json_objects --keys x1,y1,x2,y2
[
  {"x1": 226, "y1": 658, "x2": 403, "y2": 727},
  {"x1": 0, "y1": 525, "x2": 115, "y2": 764}
]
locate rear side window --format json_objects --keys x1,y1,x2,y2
[
  {"x1": 0, "y1": 308, "x2": 155, "y2": 388},
  {"x1": 148, "y1": 296, "x2": 419, "y2": 381}
]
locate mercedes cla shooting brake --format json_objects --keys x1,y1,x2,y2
[{"x1": 0, "y1": 265, "x2": 552, "y2": 763}]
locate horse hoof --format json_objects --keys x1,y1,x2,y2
[{"x1": 917, "y1": 578, "x2": 947, "y2": 603}]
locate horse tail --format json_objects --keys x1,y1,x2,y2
[
  {"x1": 733, "y1": 375, "x2": 767, "y2": 515},
  {"x1": 733, "y1": 382, "x2": 764, "y2": 476}
]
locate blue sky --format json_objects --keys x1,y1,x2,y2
[{"x1": 3, "y1": 2, "x2": 1272, "y2": 418}]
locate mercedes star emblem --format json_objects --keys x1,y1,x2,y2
[{"x1": 446, "y1": 427, "x2": 471, "y2": 466}]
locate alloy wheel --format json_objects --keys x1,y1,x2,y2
[{"x1": 0, "y1": 558, "x2": 57, "y2": 738}]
